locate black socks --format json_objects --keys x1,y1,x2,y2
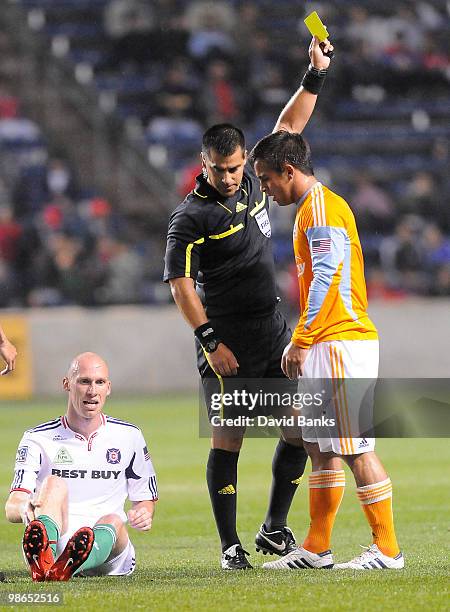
[
  {"x1": 264, "y1": 439, "x2": 308, "y2": 531},
  {"x1": 206, "y1": 448, "x2": 240, "y2": 552}
]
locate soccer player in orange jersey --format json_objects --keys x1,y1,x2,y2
[{"x1": 250, "y1": 131, "x2": 404, "y2": 570}]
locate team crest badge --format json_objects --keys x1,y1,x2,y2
[{"x1": 106, "y1": 448, "x2": 121, "y2": 464}]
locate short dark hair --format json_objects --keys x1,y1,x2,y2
[
  {"x1": 202, "y1": 124, "x2": 245, "y2": 157},
  {"x1": 249, "y1": 131, "x2": 313, "y2": 176}
]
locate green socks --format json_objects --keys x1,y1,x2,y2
[
  {"x1": 34, "y1": 517, "x2": 117, "y2": 574},
  {"x1": 36, "y1": 514, "x2": 59, "y2": 557},
  {"x1": 77, "y1": 524, "x2": 117, "y2": 573}
]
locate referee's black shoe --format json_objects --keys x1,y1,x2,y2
[
  {"x1": 255, "y1": 524, "x2": 297, "y2": 556},
  {"x1": 221, "y1": 544, "x2": 253, "y2": 570}
]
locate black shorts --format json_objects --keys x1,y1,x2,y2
[{"x1": 196, "y1": 310, "x2": 298, "y2": 423}]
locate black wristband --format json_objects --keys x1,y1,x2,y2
[
  {"x1": 301, "y1": 64, "x2": 328, "y2": 95},
  {"x1": 194, "y1": 323, "x2": 221, "y2": 352}
]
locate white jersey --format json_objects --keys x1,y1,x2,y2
[{"x1": 11, "y1": 413, "x2": 158, "y2": 529}]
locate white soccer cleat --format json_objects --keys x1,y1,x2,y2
[
  {"x1": 334, "y1": 544, "x2": 404, "y2": 570},
  {"x1": 262, "y1": 546, "x2": 334, "y2": 569}
]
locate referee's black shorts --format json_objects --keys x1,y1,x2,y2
[{"x1": 196, "y1": 309, "x2": 298, "y2": 422}]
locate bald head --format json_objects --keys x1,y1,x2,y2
[
  {"x1": 64, "y1": 352, "x2": 111, "y2": 422},
  {"x1": 67, "y1": 352, "x2": 109, "y2": 381}
]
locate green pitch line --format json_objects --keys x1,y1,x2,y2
[{"x1": 0, "y1": 396, "x2": 448, "y2": 611}]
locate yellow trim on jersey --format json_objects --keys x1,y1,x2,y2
[
  {"x1": 193, "y1": 189, "x2": 208, "y2": 198},
  {"x1": 249, "y1": 193, "x2": 266, "y2": 216},
  {"x1": 209, "y1": 223, "x2": 244, "y2": 239},
  {"x1": 202, "y1": 347, "x2": 225, "y2": 418},
  {"x1": 217, "y1": 201, "x2": 233, "y2": 214},
  {"x1": 185, "y1": 237, "x2": 205, "y2": 277}
]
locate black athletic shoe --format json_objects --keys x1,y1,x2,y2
[
  {"x1": 221, "y1": 544, "x2": 253, "y2": 570},
  {"x1": 255, "y1": 524, "x2": 297, "y2": 556}
]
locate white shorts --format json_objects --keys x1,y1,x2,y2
[
  {"x1": 80, "y1": 538, "x2": 136, "y2": 577},
  {"x1": 300, "y1": 339, "x2": 379, "y2": 455},
  {"x1": 58, "y1": 515, "x2": 136, "y2": 577}
]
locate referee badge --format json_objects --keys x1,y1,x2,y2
[{"x1": 255, "y1": 208, "x2": 271, "y2": 237}]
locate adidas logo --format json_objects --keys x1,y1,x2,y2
[
  {"x1": 236, "y1": 202, "x2": 247, "y2": 213},
  {"x1": 358, "y1": 438, "x2": 369, "y2": 448},
  {"x1": 218, "y1": 484, "x2": 236, "y2": 495},
  {"x1": 291, "y1": 476, "x2": 304, "y2": 485}
]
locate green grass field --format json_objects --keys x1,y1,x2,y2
[{"x1": 0, "y1": 396, "x2": 448, "y2": 611}]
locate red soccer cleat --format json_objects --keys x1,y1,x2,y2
[
  {"x1": 46, "y1": 527, "x2": 94, "y2": 581},
  {"x1": 22, "y1": 520, "x2": 55, "y2": 582}
]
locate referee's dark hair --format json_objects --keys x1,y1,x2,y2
[
  {"x1": 202, "y1": 124, "x2": 246, "y2": 157},
  {"x1": 249, "y1": 131, "x2": 314, "y2": 176}
]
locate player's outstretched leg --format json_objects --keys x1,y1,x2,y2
[
  {"x1": 22, "y1": 520, "x2": 55, "y2": 581},
  {"x1": 46, "y1": 527, "x2": 94, "y2": 581},
  {"x1": 334, "y1": 452, "x2": 404, "y2": 570},
  {"x1": 256, "y1": 438, "x2": 308, "y2": 557}
]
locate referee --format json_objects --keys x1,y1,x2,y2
[{"x1": 164, "y1": 36, "x2": 333, "y2": 569}]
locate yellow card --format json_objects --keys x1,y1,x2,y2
[{"x1": 304, "y1": 11, "x2": 329, "y2": 42}]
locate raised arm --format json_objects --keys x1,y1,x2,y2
[{"x1": 273, "y1": 36, "x2": 334, "y2": 134}]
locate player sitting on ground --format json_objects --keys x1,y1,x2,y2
[{"x1": 5, "y1": 352, "x2": 158, "y2": 581}]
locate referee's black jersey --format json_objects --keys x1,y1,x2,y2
[{"x1": 163, "y1": 164, "x2": 278, "y2": 318}]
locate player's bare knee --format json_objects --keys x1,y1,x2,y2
[
  {"x1": 96, "y1": 513, "x2": 124, "y2": 532},
  {"x1": 343, "y1": 451, "x2": 373, "y2": 469},
  {"x1": 304, "y1": 444, "x2": 339, "y2": 471}
]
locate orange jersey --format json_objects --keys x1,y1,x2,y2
[{"x1": 292, "y1": 182, "x2": 378, "y2": 348}]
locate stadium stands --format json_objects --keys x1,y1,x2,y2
[{"x1": 1, "y1": 0, "x2": 449, "y2": 306}]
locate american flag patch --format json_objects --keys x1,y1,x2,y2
[
  {"x1": 311, "y1": 238, "x2": 331, "y2": 253},
  {"x1": 143, "y1": 446, "x2": 150, "y2": 461}
]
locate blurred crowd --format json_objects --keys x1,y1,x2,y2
[
  {"x1": 0, "y1": 0, "x2": 449, "y2": 307},
  {"x1": 0, "y1": 93, "x2": 164, "y2": 307}
]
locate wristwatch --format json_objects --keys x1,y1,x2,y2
[{"x1": 204, "y1": 338, "x2": 220, "y2": 353}]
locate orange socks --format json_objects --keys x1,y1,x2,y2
[
  {"x1": 357, "y1": 478, "x2": 400, "y2": 558},
  {"x1": 303, "y1": 470, "x2": 346, "y2": 554}
]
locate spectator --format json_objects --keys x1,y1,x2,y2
[
  {"x1": 350, "y1": 174, "x2": 394, "y2": 234},
  {"x1": 0, "y1": 205, "x2": 22, "y2": 262},
  {"x1": 380, "y1": 216, "x2": 426, "y2": 293},
  {"x1": 202, "y1": 59, "x2": 240, "y2": 125},
  {"x1": 104, "y1": 0, "x2": 154, "y2": 39},
  {"x1": 185, "y1": 2, "x2": 236, "y2": 62},
  {"x1": 95, "y1": 238, "x2": 145, "y2": 304}
]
